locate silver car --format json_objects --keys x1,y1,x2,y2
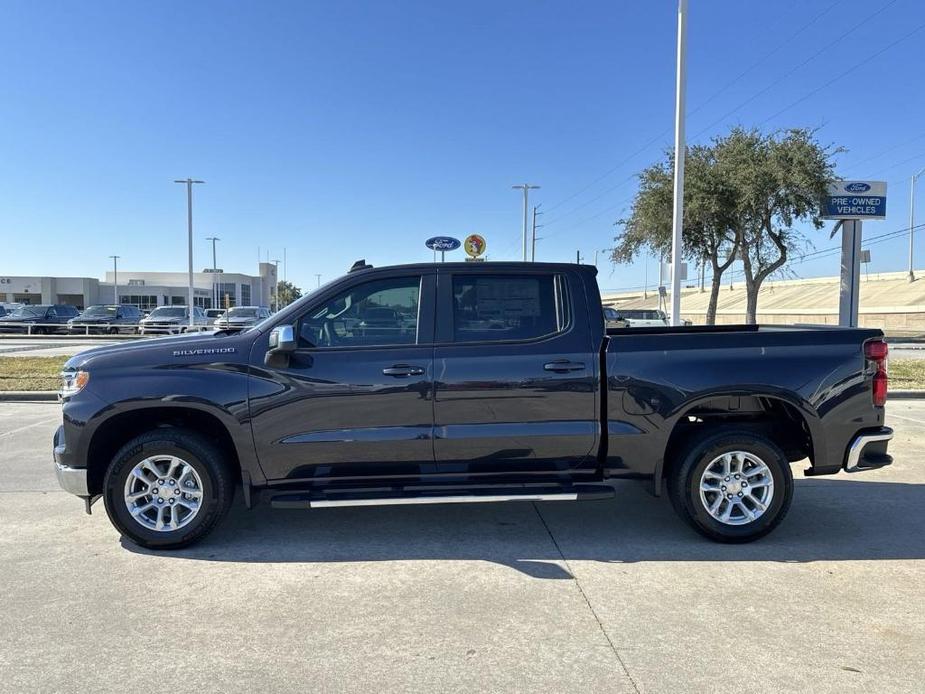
[
  {"x1": 138, "y1": 306, "x2": 211, "y2": 335},
  {"x1": 213, "y1": 306, "x2": 271, "y2": 332}
]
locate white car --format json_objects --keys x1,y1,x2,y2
[
  {"x1": 139, "y1": 306, "x2": 211, "y2": 335},
  {"x1": 213, "y1": 306, "x2": 271, "y2": 332},
  {"x1": 609, "y1": 309, "x2": 670, "y2": 328}
]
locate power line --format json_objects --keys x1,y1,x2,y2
[
  {"x1": 689, "y1": 0, "x2": 900, "y2": 142},
  {"x1": 542, "y1": 0, "x2": 844, "y2": 219},
  {"x1": 840, "y1": 131, "x2": 925, "y2": 174},
  {"x1": 685, "y1": 0, "x2": 840, "y2": 122},
  {"x1": 759, "y1": 18, "x2": 925, "y2": 126}
]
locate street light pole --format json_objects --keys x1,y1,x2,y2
[
  {"x1": 206, "y1": 236, "x2": 220, "y2": 309},
  {"x1": 315, "y1": 273, "x2": 322, "y2": 289},
  {"x1": 272, "y1": 259, "x2": 281, "y2": 312},
  {"x1": 512, "y1": 184, "x2": 540, "y2": 261},
  {"x1": 669, "y1": 0, "x2": 688, "y2": 326},
  {"x1": 174, "y1": 178, "x2": 204, "y2": 327},
  {"x1": 109, "y1": 256, "x2": 120, "y2": 304},
  {"x1": 909, "y1": 167, "x2": 925, "y2": 282}
]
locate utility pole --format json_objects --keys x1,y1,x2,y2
[
  {"x1": 576, "y1": 250, "x2": 583, "y2": 264},
  {"x1": 109, "y1": 256, "x2": 120, "y2": 304},
  {"x1": 512, "y1": 184, "x2": 540, "y2": 261},
  {"x1": 531, "y1": 204, "x2": 543, "y2": 261},
  {"x1": 174, "y1": 178, "x2": 204, "y2": 327},
  {"x1": 643, "y1": 254, "x2": 649, "y2": 300},
  {"x1": 272, "y1": 259, "x2": 281, "y2": 312},
  {"x1": 668, "y1": 0, "x2": 688, "y2": 326},
  {"x1": 315, "y1": 273, "x2": 322, "y2": 288},
  {"x1": 910, "y1": 166, "x2": 925, "y2": 282},
  {"x1": 206, "y1": 236, "x2": 220, "y2": 308}
]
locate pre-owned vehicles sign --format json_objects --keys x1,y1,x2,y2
[{"x1": 822, "y1": 180, "x2": 887, "y2": 220}]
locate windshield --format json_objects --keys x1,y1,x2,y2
[
  {"x1": 82, "y1": 306, "x2": 118, "y2": 317},
  {"x1": 227, "y1": 308, "x2": 258, "y2": 318},
  {"x1": 148, "y1": 307, "x2": 186, "y2": 318},
  {"x1": 8, "y1": 306, "x2": 44, "y2": 318}
]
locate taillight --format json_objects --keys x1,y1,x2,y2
[{"x1": 865, "y1": 339, "x2": 888, "y2": 407}]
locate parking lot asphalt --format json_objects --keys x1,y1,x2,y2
[{"x1": 1, "y1": 402, "x2": 923, "y2": 693}]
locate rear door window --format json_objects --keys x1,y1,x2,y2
[{"x1": 451, "y1": 274, "x2": 568, "y2": 343}]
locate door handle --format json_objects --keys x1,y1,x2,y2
[
  {"x1": 543, "y1": 360, "x2": 586, "y2": 373},
  {"x1": 382, "y1": 364, "x2": 425, "y2": 377}
]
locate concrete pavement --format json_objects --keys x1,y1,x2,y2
[{"x1": 1, "y1": 402, "x2": 923, "y2": 692}]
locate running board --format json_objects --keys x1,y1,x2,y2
[{"x1": 269, "y1": 484, "x2": 615, "y2": 510}]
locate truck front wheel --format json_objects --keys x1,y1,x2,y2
[
  {"x1": 102, "y1": 429, "x2": 235, "y2": 549},
  {"x1": 667, "y1": 429, "x2": 793, "y2": 543}
]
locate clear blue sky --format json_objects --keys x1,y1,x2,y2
[{"x1": 2, "y1": 0, "x2": 924, "y2": 293}]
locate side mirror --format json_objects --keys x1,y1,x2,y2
[{"x1": 266, "y1": 325, "x2": 297, "y2": 366}]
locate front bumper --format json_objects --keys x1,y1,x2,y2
[
  {"x1": 844, "y1": 427, "x2": 894, "y2": 473},
  {"x1": 54, "y1": 427, "x2": 89, "y2": 496},
  {"x1": 55, "y1": 461, "x2": 89, "y2": 496},
  {"x1": 140, "y1": 324, "x2": 182, "y2": 334}
]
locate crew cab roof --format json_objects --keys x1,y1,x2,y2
[{"x1": 347, "y1": 261, "x2": 598, "y2": 275}]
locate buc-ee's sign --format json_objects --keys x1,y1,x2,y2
[{"x1": 822, "y1": 180, "x2": 887, "y2": 220}]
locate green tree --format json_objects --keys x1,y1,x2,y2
[
  {"x1": 273, "y1": 280, "x2": 302, "y2": 309},
  {"x1": 613, "y1": 144, "x2": 739, "y2": 324},
  {"x1": 716, "y1": 127, "x2": 839, "y2": 323},
  {"x1": 613, "y1": 127, "x2": 838, "y2": 324}
]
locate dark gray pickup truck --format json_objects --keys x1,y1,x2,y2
[{"x1": 54, "y1": 261, "x2": 893, "y2": 548}]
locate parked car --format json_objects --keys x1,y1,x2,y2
[
  {"x1": 68, "y1": 304, "x2": 143, "y2": 335},
  {"x1": 212, "y1": 306, "x2": 270, "y2": 332},
  {"x1": 608, "y1": 308, "x2": 669, "y2": 328},
  {"x1": 0, "y1": 304, "x2": 79, "y2": 334},
  {"x1": 138, "y1": 306, "x2": 210, "y2": 335},
  {"x1": 54, "y1": 261, "x2": 892, "y2": 549},
  {"x1": 205, "y1": 309, "x2": 226, "y2": 320},
  {"x1": 0, "y1": 306, "x2": 6, "y2": 318}
]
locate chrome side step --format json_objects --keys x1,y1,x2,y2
[{"x1": 269, "y1": 485, "x2": 614, "y2": 510}]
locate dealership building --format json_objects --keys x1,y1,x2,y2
[{"x1": 0, "y1": 262, "x2": 278, "y2": 311}]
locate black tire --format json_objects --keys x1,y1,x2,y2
[
  {"x1": 103, "y1": 429, "x2": 235, "y2": 549},
  {"x1": 108, "y1": 326, "x2": 119, "y2": 335},
  {"x1": 666, "y1": 428, "x2": 793, "y2": 543}
]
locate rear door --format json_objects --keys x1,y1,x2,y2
[
  {"x1": 248, "y1": 270, "x2": 437, "y2": 482},
  {"x1": 432, "y1": 267, "x2": 598, "y2": 478}
]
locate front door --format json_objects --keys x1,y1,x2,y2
[
  {"x1": 433, "y1": 268, "x2": 599, "y2": 479},
  {"x1": 248, "y1": 272, "x2": 436, "y2": 482}
]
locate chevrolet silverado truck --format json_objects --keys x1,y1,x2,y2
[{"x1": 54, "y1": 261, "x2": 893, "y2": 549}]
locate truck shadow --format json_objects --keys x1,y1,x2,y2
[{"x1": 122, "y1": 477, "x2": 925, "y2": 578}]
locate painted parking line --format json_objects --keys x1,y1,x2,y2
[
  {"x1": 0, "y1": 418, "x2": 57, "y2": 440},
  {"x1": 889, "y1": 412, "x2": 925, "y2": 426}
]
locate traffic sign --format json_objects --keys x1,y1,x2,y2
[
  {"x1": 425, "y1": 236, "x2": 461, "y2": 252},
  {"x1": 823, "y1": 180, "x2": 887, "y2": 220}
]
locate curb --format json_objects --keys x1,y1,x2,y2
[
  {"x1": 0, "y1": 391, "x2": 58, "y2": 402},
  {"x1": 887, "y1": 390, "x2": 925, "y2": 400}
]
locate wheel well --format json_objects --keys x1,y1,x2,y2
[
  {"x1": 86, "y1": 407, "x2": 241, "y2": 495},
  {"x1": 662, "y1": 396, "x2": 814, "y2": 481}
]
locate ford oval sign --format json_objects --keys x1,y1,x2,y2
[
  {"x1": 845, "y1": 182, "x2": 871, "y2": 193},
  {"x1": 425, "y1": 236, "x2": 461, "y2": 252}
]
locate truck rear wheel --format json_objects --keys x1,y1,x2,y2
[
  {"x1": 667, "y1": 429, "x2": 793, "y2": 543},
  {"x1": 102, "y1": 429, "x2": 235, "y2": 549}
]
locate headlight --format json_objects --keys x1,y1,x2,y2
[{"x1": 60, "y1": 369, "x2": 89, "y2": 398}]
